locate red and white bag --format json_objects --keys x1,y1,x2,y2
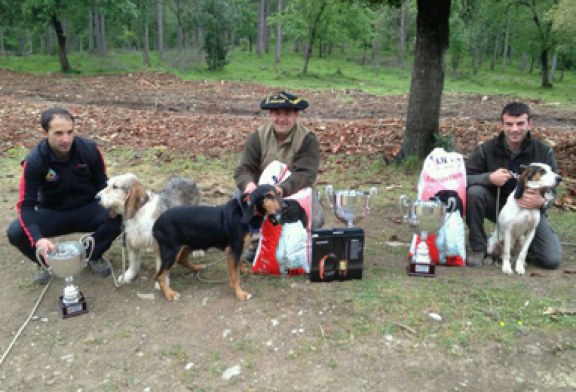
[
  {"x1": 252, "y1": 161, "x2": 312, "y2": 275},
  {"x1": 410, "y1": 148, "x2": 467, "y2": 266}
]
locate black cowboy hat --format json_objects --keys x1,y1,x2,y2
[{"x1": 260, "y1": 91, "x2": 309, "y2": 111}]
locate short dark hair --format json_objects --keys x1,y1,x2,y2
[
  {"x1": 501, "y1": 102, "x2": 532, "y2": 121},
  {"x1": 40, "y1": 107, "x2": 74, "y2": 132}
]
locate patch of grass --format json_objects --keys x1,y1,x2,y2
[
  {"x1": 2, "y1": 48, "x2": 574, "y2": 106},
  {"x1": 161, "y1": 343, "x2": 188, "y2": 362}
]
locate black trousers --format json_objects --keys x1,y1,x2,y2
[
  {"x1": 466, "y1": 184, "x2": 562, "y2": 269},
  {"x1": 6, "y1": 201, "x2": 122, "y2": 265}
]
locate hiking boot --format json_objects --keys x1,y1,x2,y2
[
  {"x1": 88, "y1": 257, "x2": 111, "y2": 277},
  {"x1": 467, "y1": 251, "x2": 485, "y2": 268},
  {"x1": 34, "y1": 269, "x2": 51, "y2": 285}
]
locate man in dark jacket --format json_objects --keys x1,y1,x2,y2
[
  {"x1": 234, "y1": 91, "x2": 323, "y2": 228},
  {"x1": 6, "y1": 107, "x2": 122, "y2": 284},
  {"x1": 465, "y1": 102, "x2": 562, "y2": 269}
]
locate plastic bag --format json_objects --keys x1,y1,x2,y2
[
  {"x1": 410, "y1": 148, "x2": 467, "y2": 266},
  {"x1": 252, "y1": 161, "x2": 312, "y2": 275}
]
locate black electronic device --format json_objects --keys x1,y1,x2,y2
[{"x1": 310, "y1": 227, "x2": 364, "y2": 282}]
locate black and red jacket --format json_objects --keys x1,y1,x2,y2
[{"x1": 16, "y1": 136, "x2": 108, "y2": 246}]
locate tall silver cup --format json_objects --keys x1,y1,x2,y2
[
  {"x1": 325, "y1": 185, "x2": 377, "y2": 227},
  {"x1": 36, "y1": 235, "x2": 94, "y2": 318},
  {"x1": 399, "y1": 196, "x2": 455, "y2": 275}
]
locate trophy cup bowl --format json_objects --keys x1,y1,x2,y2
[
  {"x1": 325, "y1": 185, "x2": 376, "y2": 227},
  {"x1": 36, "y1": 235, "x2": 94, "y2": 318},
  {"x1": 399, "y1": 195, "x2": 455, "y2": 277}
]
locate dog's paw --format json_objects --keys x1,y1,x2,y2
[
  {"x1": 235, "y1": 289, "x2": 252, "y2": 301},
  {"x1": 502, "y1": 265, "x2": 513, "y2": 275},
  {"x1": 164, "y1": 289, "x2": 181, "y2": 301},
  {"x1": 117, "y1": 271, "x2": 136, "y2": 285},
  {"x1": 515, "y1": 263, "x2": 526, "y2": 276}
]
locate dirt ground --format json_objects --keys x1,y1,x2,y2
[{"x1": 1, "y1": 70, "x2": 575, "y2": 391}]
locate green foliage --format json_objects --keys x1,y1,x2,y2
[
  {"x1": 202, "y1": 0, "x2": 228, "y2": 71},
  {"x1": 433, "y1": 132, "x2": 454, "y2": 152}
]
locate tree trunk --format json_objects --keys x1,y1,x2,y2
[
  {"x1": 140, "y1": 0, "x2": 150, "y2": 66},
  {"x1": 48, "y1": 26, "x2": 55, "y2": 54},
  {"x1": 540, "y1": 48, "x2": 552, "y2": 88},
  {"x1": 490, "y1": 32, "x2": 500, "y2": 71},
  {"x1": 501, "y1": 9, "x2": 510, "y2": 69},
  {"x1": 156, "y1": 0, "x2": 164, "y2": 60},
  {"x1": 177, "y1": 25, "x2": 184, "y2": 51},
  {"x1": 264, "y1": 0, "x2": 270, "y2": 53},
  {"x1": 548, "y1": 49, "x2": 557, "y2": 82},
  {"x1": 471, "y1": 46, "x2": 479, "y2": 75},
  {"x1": 97, "y1": 12, "x2": 107, "y2": 55},
  {"x1": 17, "y1": 27, "x2": 26, "y2": 56},
  {"x1": 88, "y1": 10, "x2": 95, "y2": 53},
  {"x1": 398, "y1": 0, "x2": 450, "y2": 161},
  {"x1": 51, "y1": 15, "x2": 72, "y2": 72},
  {"x1": 302, "y1": 1, "x2": 328, "y2": 74},
  {"x1": 257, "y1": 0, "x2": 266, "y2": 57},
  {"x1": 398, "y1": 0, "x2": 408, "y2": 67},
  {"x1": 274, "y1": 0, "x2": 282, "y2": 63},
  {"x1": 520, "y1": 52, "x2": 527, "y2": 72}
]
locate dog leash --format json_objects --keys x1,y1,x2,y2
[{"x1": 493, "y1": 171, "x2": 518, "y2": 257}]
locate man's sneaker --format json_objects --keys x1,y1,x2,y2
[
  {"x1": 467, "y1": 251, "x2": 485, "y2": 268},
  {"x1": 34, "y1": 269, "x2": 51, "y2": 285},
  {"x1": 88, "y1": 257, "x2": 111, "y2": 277}
]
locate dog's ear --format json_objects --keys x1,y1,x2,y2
[
  {"x1": 514, "y1": 168, "x2": 530, "y2": 199},
  {"x1": 124, "y1": 180, "x2": 149, "y2": 219}
]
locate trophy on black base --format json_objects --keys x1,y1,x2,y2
[
  {"x1": 399, "y1": 195, "x2": 455, "y2": 277},
  {"x1": 310, "y1": 186, "x2": 376, "y2": 282},
  {"x1": 36, "y1": 235, "x2": 94, "y2": 318}
]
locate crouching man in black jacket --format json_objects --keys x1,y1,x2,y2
[{"x1": 6, "y1": 107, "x2": 121, "y2": 284}]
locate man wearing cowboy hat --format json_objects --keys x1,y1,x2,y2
[
  {"x1": 234, "y1": 92, "x2": 323, "y2": 266},
  {"x1": 234, "y1": 91, "x2": 320, "y2": 207}
]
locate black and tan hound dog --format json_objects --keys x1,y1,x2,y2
[{"x1": 152, "y1": 184, "x2": 283, "y2": 301}]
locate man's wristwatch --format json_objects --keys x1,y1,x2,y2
[{"x1": 542, "y1": 197, "x2": 553, "y2": 210}]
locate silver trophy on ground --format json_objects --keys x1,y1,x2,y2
[
  {"x1": 325, "y1": 185, "x2": 377, "y2": 227},
  {"x1": 399, "y1": 195, "x2": 455, "y2": 277},
  {"x1": 36, "y1": 235, "x2": 94, "y2": 318}
]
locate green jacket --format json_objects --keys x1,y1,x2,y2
[
  {"x1": 234, "y1": 122, "x2": 320, "y2": 196},
  {"x1": 466, "y1": 131, "x2": 557, "y2": 201}
]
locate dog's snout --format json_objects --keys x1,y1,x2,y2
[{"x1": 556, "y1": 175, "x2": 562, "y2": 185}]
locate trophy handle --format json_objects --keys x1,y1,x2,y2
[
  {"x1": 325, "y1": 185, "x2": 334, "y2": 208},
  {"x1": 35, "y1": 247, "x2": 52, "y2": 273},
  {"x1": 399, "y1": 195, "x2": 411, "y2": 223},
  {"x1": 80, "y1": 234, "x2": 95, "y2": 265}
]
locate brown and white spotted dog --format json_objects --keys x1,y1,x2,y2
[
  {"x1": 152, "y1": 184, "x2": 283, "y2": 301},
  {"x1": 96, "y1": 173, "x2": 204, "y2": 286},
  {"x1": 487, "y1": 163, "x2": 561, "y2": 275}
]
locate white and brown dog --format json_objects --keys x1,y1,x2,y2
[
  {"x1": 487, "y1": 163, "x2": 561, "y2": 275},
  {"x1": 97, "y1": 173, "x2": 205, "y2": 284}
]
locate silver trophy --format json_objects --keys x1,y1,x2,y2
[
  {"x1": 399, "y1": 195, "x2": 455, "y2": 276},
  {"x1": 36, "y1": 235, "x2": 94, "y2": 318},
  {"x1": 325, "y1": 185, "x2": 377, "y2": 227}
]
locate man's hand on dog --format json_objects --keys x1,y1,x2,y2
[
  {"x1": 244, "y1": 182, "x2": 283, "y2": 197},
  {"x1": 517, "y1": 188, "x2": 546, "y2": 209},
  {"x1": 490, "y1": 168, "x2": 513, "y2": 186}
]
